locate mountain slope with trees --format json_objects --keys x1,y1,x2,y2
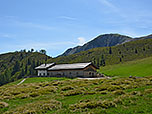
[
  {"x1": 60, "y1": 34, "x2": 152, "y2": 56},
  {"x1": 52, "y1": 38, "x2": 152, "y2": 67},
  {"x1": 0, "y1": 51, "x2": 51, "y2": 85},
  {"x1": 60, "y1": 34, "x2": 132, "y2": 56}
]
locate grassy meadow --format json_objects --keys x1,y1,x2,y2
[
  {"x1": 0, "y1": 76, "x2": 152, "y2": 114},
  {"x1": 1, "y1": 56, "x2": 152, "y2": 114},
  {"x1": 100, "y1": 56, "x2": 152, "y2": 77},
  {"x1": 6, "y1": 77, "x2": 69, "y2": 86}
]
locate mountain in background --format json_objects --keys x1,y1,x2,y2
[
  {"x1": 60, "y1": 34, "x2": 152, "y2": 56},
  {"x1": 52, "y1": 38, "x2": 152, "y2": 67}
]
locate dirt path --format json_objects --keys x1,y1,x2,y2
[
  {"x1": 77, "y1": 77, "x2": 110, "y2": 80},
  {"x1": 17, "y1": 78, "x2": 27, "y2": 85}
]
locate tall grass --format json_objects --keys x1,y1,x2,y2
[{"x1": 0, "y1": 76, "x2": 152, "y2": 114}]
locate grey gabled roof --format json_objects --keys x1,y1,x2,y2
[
  {"x1": 48, "y1": 62, "x2": 92, "y2": 71},
  {"x1": 35, "y1": 63, "x2": 55, "y2": 70}
]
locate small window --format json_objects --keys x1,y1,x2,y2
[
  {"x1": 43, "y1": 73, "x2": 45, "y2": 76},
  {"x1": 39, "y1": 73, "x2": 41, "y2": 76},
  {"x1": 92, "y1": 73, "x2": 94, "y2": 76},
  {"x1": 69, "y1": 72, "x2": 72, "y2": 75},
  {"x1": 89, "y1": 72, "x2": 92, "y2": 75},
  {"x1": 47, "y1": 73, "x2": 49, "y2": 76}
]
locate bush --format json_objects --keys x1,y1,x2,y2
[
  {"x1": 144, "y1": 88, "x2": 152, "y2": 94},
  {"x1": 112, "y1": 90, "x2": 125, "y2": 95},
  {"x1": 70, "y1": 101, "x2": 99, "y2": 111},
  {"x1": 107, "y1": 85, "x2": 121, "y2": 91},
  {"x1": 69, "y1": 99, "x2": 117, "y2": 111},
  {"x1": 52, "y1": 81, "x2": 63, "y2": 86},
  {"x1": 62, "y1": 89, "x2": 83, "y2": 96},
  {"x1": 10, "y1": 90, "x2": 21, "y2": 95},
  {"x1": 95, "y1": 85, "x2": 108, "y2": 91},
  {"x1": 14, "y1": 93, "x2": 29, "y2": 99},
  {"x1": 39, "y1": 82, "x2": 50, "y2": 87},
  {"x1": 100, "y1": 100, "x2": 117, "y2": 108},
  {"x1": 60, "y1": 85, "x2": 75, "y2": 91},
  {"x1": 99, "y1": 91, "x2": 108, "y2": 94},
  {"x1": 130, "y1": 91, "x2": 138, "y2": 95},
  {"x1": 38, "y1": 86, "x2": 57, "y2": 94},
  {"x1": 4, "y1": 100, "x2": 61, "y2": 114},
  {"x1": 29, "y1": 92, "x2": 40, "y2": 97},
  {"x1": 84, "y1": 91, "x2": 96, "y2": 95},
  {"x1": 0, "y1": 102, "x2": 9, "y2": 108},
  {"x1": 113, "y1": 98, "x2": 123, "y2": 104}
]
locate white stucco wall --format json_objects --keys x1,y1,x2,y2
[{"x1": 38, "y1": 70, "x2": 47, "y2": 76}]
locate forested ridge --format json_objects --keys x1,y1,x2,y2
[
  {"x1": 60, "y1": 34, "x2": 152, "y2": 56},
  {"x1": 0, "y1": 52, "x2": 51, "y2": 85},
  {"x1": 52, "y1": 38, "x2": 152, "y2": 67},
  {"x1": 0, "y1": 38, "x2": 152, "y2": 85}
]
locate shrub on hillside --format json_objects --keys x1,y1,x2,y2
[
  {"x1": 62, "y1": 89, "x2": 83, "y2": 96},
  {"x1": 52, "y1": 81, "x2": 63, "y2": 86},
  {"x1": 60, "y1": 85, "x2": 75, "y2": 91},
  {"x1": 69, "y1": 99, "x2": 117, "y2": 112},
  {"x1": 95, "y1": 85, "x2": 108, "y2": 91},
  {"x1": 38, "y1": 86, "x2": 57, "y2": 95},
  {"x1": 10, "y1": 90, "x2": 21, "y2": 96},
  {"x1": 144, "y1": 88, "x2": 152, "y2": 94},
  {"x1": 29, "y1": 92, "x2": 40, "y2": 97},
  {"x1": 0, "y1": 101, "x2": 9, "y2": 108},
  {"x1": 112, "y1": 90, "x2": 125, "y2": 95},
  {"x1": 4, "y1": 100, "x2": 61, "y2": 114},
  {"x1": 99, "y1": 90, "x2": 108, "y2": 94},
  {"x1": 107, "y1": 85, "x2": 121, "y2": 91},
  {"x1": 39, "y1": 82, "x2": 50, "y2": 87},
  {"x1": 14, "y1": 93, "x2": 29, "y2": 99}
]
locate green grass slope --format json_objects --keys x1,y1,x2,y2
[
  {"x1": 6, "y1": 77, "x2": 69, "y2": 86},
  {"x1": 100, "y1": 56, "x2": 152, "y2": 77},
  {"x1": 0, "y1": 76, "x2": 152, "y2": 114}
]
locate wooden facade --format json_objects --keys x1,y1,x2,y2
[{"x1": 35, "y1": 62, "x2": 98, "y2": 78}]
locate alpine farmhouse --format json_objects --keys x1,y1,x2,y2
[{"x1": 35, "y1": 62, "x2": 99, "y2": 78}]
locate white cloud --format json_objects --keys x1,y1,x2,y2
[
  {"x1": 77, "y1": 37, "x2": 86, "y2": 46},
  {"x1": 99, "y1": 0, "x2": 117, "y2": 10},
  {"x1": 0, "y1": 33, "x2": 16, "y2": 39},
  {"x1": 14, "y1": 21, "x2": 55, "y2": 30},
  {"x1": 98, "y1": 0, "x2": 118, "y2": 12},
  {"x1": 98, "y1": 0, "x2": 126, "y2": 18},
  {"x1": 58, "y1": 16, "x2": 77, "y2": 21}
]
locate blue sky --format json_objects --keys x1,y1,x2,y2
[{"x1": 0, "y1": 0, "x2": 152, "y2": 57}]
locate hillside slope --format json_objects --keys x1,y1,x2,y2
[
  {"x1": 0, "y1": 52, "x2": 51, "y2": 85},
  {"x1": 0, "y1": 76, "x2": 152, "y2": 114},
  {"x1": 60, "y1": 34, "x2": 132, "y2": 56},
  {"x1": 100, "y1": 56, "x2": 152, "y2": 77},
  {"x1": 60, "y1": 34, "x2": 152, "y2": 56},
  {"x1": 51, "y1": 38, "x2": 152, "y2": 67}
]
